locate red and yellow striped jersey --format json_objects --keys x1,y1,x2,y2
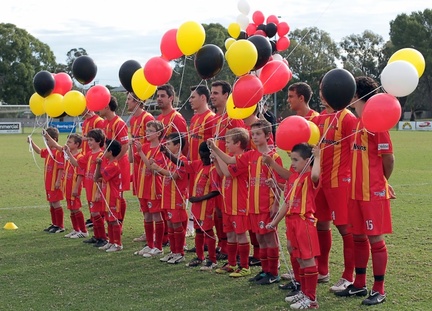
[
  {"x1": 62, "y1": 152, "x2": 84, "y2": 199},
  {"x1": 222, "y1": 164, "x2": 249, "y2": 215},
  {"x1": 161, "y1": 154, "x2": 189, "y2": 210},
  {"x1": 157, "y1": 110, "x2": 188, "y2": 140},
  {"x1": 285, "y1": 171, "x2": 319, "y2": 217},
  {"x1": 41, "y1": 148, "x2": 64, "y2": 191},
  {"x1": 100, "y1": 157, "x2": 121, "y2": 208},
  {"x1": 78, "y1": 150, "x2": 103, "y2": 202},
  {"x1": 81, "y1": 114, "x2": 104, "y2": 154},
  {"x1": 129, "y1": 111, "x2": 155, "y2": 145},
  {"x1": 213, "y1": 113, "x2": 246, "y2": 153},
  {"x1": 188, "y1": 109, "x2": 216, "y2": 161}
]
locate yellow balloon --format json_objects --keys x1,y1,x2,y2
[
  {"x1": 64, "y1": 90, "x2": 86, "y2": 117},
  {"x1": 176, "y1": 21, "x2": 206, "y2": 56},
  {"x1": 307, "y1": 121, "x2": 321, "y2": 145},
  {"x1": 225, "y1": 37, "x2": 236, "y2": 50},
  {"x1": 228, "y1": 22, "x2": 241, "y2": 39},
  {"x1": 388, "y1": 48, "x2": 425, "y2": 78},
  {"x1": 29, "y1": 92, "x2": 45, "y2": 116},
  {"x1": 44, "y1": 93, "x2": 64, "y2": 118},
  {"x1": 226, "y1": 94, "x2": 256, "y2": 120},
  {"x1": 131, "y1": 68, "x2": 157, "y2": 100},
  {"x1": 225, "y1": 39, "x2": 257, "y2": 76}
]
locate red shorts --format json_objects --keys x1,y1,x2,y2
[
  {"x1": 165, "y1": 209, "x2": 188, "y2": 224},
  {"x1": 249, "y1": 213, "x2": 273, "y2": 235},
  {"x1": 315, "y1": 184, "x2": 349, "y2": 225},
  {"x1": 348, "y1": 199, "x2": 392, "y2": 235},
  {"x1": 66, "y1": 197, "x2": 82, "y2": 210},
  {"x1": 286, "y1": 215, "x2": 320, "y2": 260},
  {"x1": 139, "y1": 198, "x2": 162, "y2": 213},
  {"x1": 192, "y1": 203, "x2": 214, "y2": 231},
  {"x1": 46, "y1": 189, "x2": 63, "y2": 203},
  {"x1": 88, "y1": 200, "x2": 104, "y2": 213},
  {"x1": 223, "y1": 213, "x2": 249, "y2": 234},
  {"x1": 106, "y1": 205, "x2": 121, "y2": 222}
]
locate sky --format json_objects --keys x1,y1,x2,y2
[{"x1": 1, "y1": 0, "x2": 429, "y2": 86}]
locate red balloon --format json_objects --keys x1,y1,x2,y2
[
  {"x1": 252, "y1": 10, "x2": 265, "y2": 25},
  {"x1": 276, "y1": 116, "x2": 311, "y2": 152},
  {"x1": 276, "y1": 36, "x2": 290, "y2": 51},
  {"x1": 52, "y1": 72, "x2": 73, "y2": 95},
  {"x1": 259, "y1": 60, "x2": 292, "y2": 95},
  {"x1": 254, "y1": 29, "x2": 267, "y2": 37},
  {"x1": 144, "y1": 56, "x2": 172, "y2": 86},
  {"x1": 232, "y1": 74, "x2": 264, "y2": 108},
  {"x1": 246, "y1": 23, "x2": 257, "y2": 36},
  {"x1": 277, "y1": 21, "x2": 290, "y2": 36},
  {"x1": 160, "y1": 29, "x2": 183, "y2": 61},
  {"x1": 266, "y1": 15, "x2": 279, "y2": 25},
  {"x1": 362, "y1": 93, "x2": 401, "y2": 132},
  {"x1": 85, "y1": 85, "x2": 111, "y2": 111}
]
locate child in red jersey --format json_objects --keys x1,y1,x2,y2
[
  {"x1": 152, "y1": 132, "x2": 189, "y2": 264},
  {"x1": 65, "y1": 129, "x2": 107, "y2": 248},
  {"x1": 267, "y1": 143, "x2": 321, "y2": 310},
  {"x1": 212, "y1": 127, "x2": 251, "y2": 278},
  {"x1": 94, "y1": 139, "x2": 123, "y2": 252},
  {"x1": 208, "y1": 119, "x2": 284, "y2": 285},
  {"x1": 28, "y1": 127, "x2": 65, "y2": 233}
]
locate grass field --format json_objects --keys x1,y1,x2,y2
[{"x1": 1, "y1": 130, "x2": 431, "y2": 310}]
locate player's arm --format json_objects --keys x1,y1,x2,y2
[
  {"x1": 128, "y1": 141, "x2": 134, "y2": 163},
  {"x1": 382, "y1": 153, "x2": 394, "y2": 180},
  {"x1": 42, "y1": 130, "x2": 62, "y2": 151},
  {"x1": 73, "y1": 174, "x2": 83, "y2": 197},
  {"x1": 160, "y1": 144, "x2": 185, "y2": 167},
  {"x1": 267, "y1": 202, "x2": 288, "y2": 230},
  {"x1": 311, "y1": 146, "x2": 321, "y2": 183},
  {"x1": 207, "y1": 138, "x2": 236, "y2": 164},
  {"x1": 263, "y1": 154, "x2": 291, "y2": 180},
  {"x1": 63, "y1": 146, "x2": 78, "y2": 167},
  {"x1": 94, "y1": 158, "x2": 103, "y2": 182},
  {"x1": 55, "y1": 168, "x2": 63, "y2": 190},
  {"x1": 211, "y1": 154, "x2": 231, "y2": 177},
  {"x1": 27, "y1": 136, "x2": 41, "y2": 154},
  {"x1": 189, "y1": 190, "x2": 220, "y2": 203}
]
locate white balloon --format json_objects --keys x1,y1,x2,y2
[
  {"x1": 272, "y1": 54, "x2": 283, "y2": 61},
  {"x1": 380, "y1": 60, "x2": 419, "y2": 97},
  {"x1": 237, "y1": 0, "x2": 250, "y2": 15},
  {"x1": 236, "y1": 13, "x2": 249, "y2": 30}
]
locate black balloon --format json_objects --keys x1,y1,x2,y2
[
  {"x1": 248, "y1": 35, "x2": 272, "y2": 70},
  {"x1": 257, "y1": 23, "x2": 266, "y2": 31},
  {"x1": 33, "y1": 70, "x2": 55, "y2": 97},
  {"x1": 269, "y1": 40, "x2": 277, "y2": 54},
  {"x1": 265, "y1": 23, "x2": 277, "y2": 38},
  {"x1": 119, "y1": 60, "x2": 142, "y2": 92},
  {"x1": 237, "y1": 31, "x2": 248, "y2": 40},
  {"x1": 72, "y1": 55, "x2": 97, "y2": 85},
  {"x1": 321, "y1": 68, "x2": 356, "y2": 111},
  {"x1": 194, "y1": 44, "x2": 224, "y2": 80}
]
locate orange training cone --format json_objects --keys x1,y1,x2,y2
[{"x1": 3, "y1": 222, "x2": 18, "y2": 230}]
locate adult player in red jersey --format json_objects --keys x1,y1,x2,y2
[
  {"x1": 127, "y1": 91, "x2": 155, "y2": 243},
  {"x1": 28, "y1": 127, "x2": 64, "y2": 233},
  {"x1": 99, "y1": 96, "x2": 130, "y2": 224},
  {"x1": 335, "y1": 76, "x2": 395, "y2": 306},
  {"x1": 312, "y1": 90, "x2": 358, "y2": 291},
  {"x1": 210, "y1": 80, "x2": 246, "y2": 260},
  {"x1": 80, "y1": 110, "x2": 104, "y2": 155},
  {"x1": 287, "y1": 82, "x2": 319, "y2": 121},
  {"x1": 209, "y1": 119, "x2": 284, "y2": 285}
]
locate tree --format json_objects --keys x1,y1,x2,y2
[
  {"x1": 0, "y1": 23, "x2": 57, "y2": 105},
  {"x1": 279, "y1": 27, "x2": 340, "y2": 112},
  {"x1": 339, "y1": 30, "x2": 386, "y2": 80},
  {"x1": 389, "y1": 9, "x2": 432, "y2": 116}
]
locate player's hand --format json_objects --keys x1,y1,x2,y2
[
  {"x1": 95, "y1": 157, "x2": 102, "y2": 164},
  {"x1": 266, "y1": 223, "x2": 276, "y2": 231},
  {"x1": 207, "y1": 138, "x2": 215, "y2": 149},
  {"x1": 160, "y1": 144, "x2": 168, "y2": 154},
  {"x1": 388, "y1": 184, "x2": 396, "y2": 199},
  {"x1": 265, "y1": 178, "x2": 277, "y2": 189},
  {"x1": 262, "y1": 154, "x2": 274, "y2": 165},
  {"x1": 133, "y1": 140, "x2": 142, "y2": 150},
  {"x1": 54, "y1": 180, "x2": 61, "y2": 189},
  {"x1": 312, "y1": 145, "x2": 321, "y2": 159}
]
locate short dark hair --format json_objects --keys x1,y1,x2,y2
[
  {"x1": 157, "y1": 83, "x2": 175, "y2": 98},
  {"x1": 355, "y1": 76, "x2": 379, "y2": 102},
  {"x1": 107, "y1": 96, "x2": 118, "y2": 112},
  {"x1": 166, "y1": 132, "x2": 186, "y2": 151},
  {"x1": 288, "y1": 82, "x2": 313, "y2": 103},
  {"x1": 292, "y1": 143, "x2": 314, "y2": 165},
  {"x1": 146, "y1": 120, "x2": 164, "y2": 139},
  {"x1": 190, "y1": 85, "x2": 210, "y2": 102},
  {"x1": 69, "y1": 133, "x2": 82, "y2": 148},
  {"x1": 105, "y1": 139, "x2": 121, "y2": 157},
  {"x1": 211, "y1": 80, "x2": 232, "y2": 95},
  {"x1": 87, "y1": 128, "x2": 105, "y2": 147},
  {"x1": 250, "y1": 119, "x2": 272, "y2": 137},
  {"x1": 226, "y1": 127, "x2": 249, "y2": 150},
  {"x1": 45, "y1": 127, "x2": 59, "y2": 141}
]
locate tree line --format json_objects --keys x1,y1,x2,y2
[{"x1": 0, "y1": 9, "x2": 430, "y2": 119}]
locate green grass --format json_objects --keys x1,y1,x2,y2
[{"x1": 1, "y1": 130, "x2": 431, "y2": 310}]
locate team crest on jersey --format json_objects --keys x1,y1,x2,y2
[
  {"x1": 167, "y1": 212, "x2": 173, "y2": 219},
  {"x1": 198, "y1": 220, "x2": 203, "y2": 226},
  {"x1": 259, "y1": 221, "x2": 265, "y2": 229},
  {"x1": 373, "y1": 190, "x2": 386, "y2": 198},
  {"x1": 232, "y1": 221, "x2": 236, "y2": 228},
  {"x1": 147, "y1": 201, "x2": 153, "y2": 208}
]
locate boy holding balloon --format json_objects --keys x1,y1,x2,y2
[{"x1": 335, "y1": 76, "x2": 395, "y2": 306}]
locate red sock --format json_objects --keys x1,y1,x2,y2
[
  {"x1": 144, "y1": 221, "x2": 155, "y2": 249},
  {"x1": 93, "y1": 214, "x2": 106, "y2": 240},
  {"x1": 299, "y1": 267, "x2": 305, "y2": 290},
  {"x1": 342, "y1": 232, "x2": 355, "y2": 282},
  {"x1": 54, "y1": 207, "x2": 64, "y2": 229},
  {"x1": 75, "y1": 210, "x2": 87, "y2": 233},
  {"x1": 353, "y1": 237, "x2": 370, "y2": 288},
  {"x1": 267, "y1": 247, "x2": 279, "y2": 276},
  {"x1": 174, "y1": 225, "x2": 185, "y2": 255},
  {"x1": 238, "y1": 242, "x2": 250, "y2": 269},
  {"x1": 260, "y1": 247, "x2": 269, "y2": 273},
  {"x1": 227, "y1": 241, "x2": 238, "y2": 267},
  {"x1": 108, "y1": 223, "x2": 114, "y2": 242},
  {"x1": 50, "y1": 206, "x2": 55, "y2": 224},
  {"x1": 168, "y1": 227, "x2": 175, "y2": 253},
  {"x1": 303, "y1": 265, "x2": 318, "y2": 301},
  {"x1": 119, "y1": 197, "x2": 127, "y2": 222},
  {"x1": 70, "y1": 213, "x2": 79, "y2": 231},
  {"x1": 317, "y1": 229, "x2": 332, "y2": 275},
  {"x1": 249, "y1": 230, "x2": 260, "y2": 258},
  {"x1": 214, "y1": 213, "x2": 227, "y2": 254},
  {"x1": 111, "y1": 222, "x2": 122, "y2": 245},
  {"x1": 155, "y1": 220, "x2": 165, "y2": 250},
  {"x1": 205, "y1": 229, "x2": 217, "y2": 263},
  {"x1": 195, "y1": 230, "x2": 205, "y2": 260},
  {"x1": 290, "y1": 254, "x2": 301, "y2": 282},
  {"x1": 371, "y1": 240, "x2": 387, "y2": 295}
]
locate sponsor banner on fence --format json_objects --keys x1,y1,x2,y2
[
  {"x1": 416, "y1": 121, "x2": 432, "y2": 131},
  {"x1": 398, "y1": 121, "x2": 415, "y2": 131},
  {"x1": 49, "y1": 121, "x2": 77, "y2": 133},
  {"x1": 398, "y1": 121, "x2": 432, "y2": 131},
  {"x1": 0, "y1": 122, "x2": 22, "y2": 134}
]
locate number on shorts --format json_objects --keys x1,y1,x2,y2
[{"x1": 365, "y1": 220, "x2": 374, "y2": 231}]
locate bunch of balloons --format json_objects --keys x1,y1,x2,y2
[{"x1": 276, "y1": 116, "x2": 321, "y2": 152}]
